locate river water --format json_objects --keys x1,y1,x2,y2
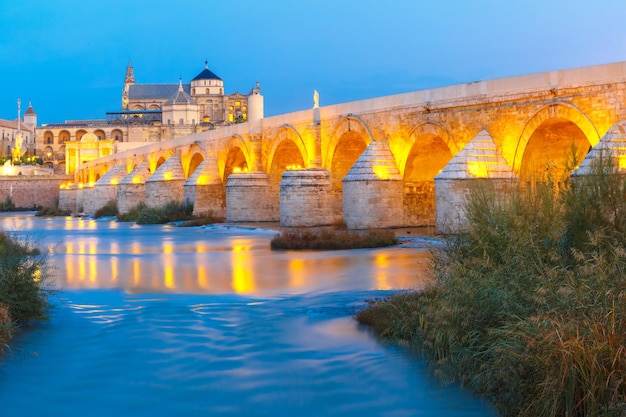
[{"x1": 0, "y1": 213, "x2": 497, "y2": 416}]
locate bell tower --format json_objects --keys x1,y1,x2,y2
[{"x1": 122, "y1": 60, "x2": 135, "y2": 110}]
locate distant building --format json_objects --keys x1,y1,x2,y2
[
  {"x1": 0, "y1": 101, "x2": 36, "y2": 159},
  {"x1": 34, "y1": 61, "x2": 259, "y2": 174}
]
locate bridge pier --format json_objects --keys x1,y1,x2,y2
[
  {"x1": 342, "y1": 140, "x2": 404, "y2": 229},
  {"x1": 117, "y1": 162, "x2": 151, "y2": 214},
  {"x1": 145, "y1": 155, "x2": 185, "y2": 208},
  {"x1": 435, "y1": 130, "x2": 517, "y2": 234},
  {"x1": 183, "y1": 157, "x2": 225, "y2": 218},
  {"x1": 280, "y1": 168, "x2": 332, "y2": 227},
  {"x1": 83, "y1": 164, "x2": 128, "y2": 215},
  {"x1": 225, "y1": 171, "x2": 277, "y2": 222},
  {"x1": 58, "y1": 184, "x2": 76, "y2": 212}
]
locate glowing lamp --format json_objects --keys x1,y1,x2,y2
[
  {"x1": 163, "y1": 172, "x2": 173, "y2": 181},
  {"x1": 233, "y1": 167, "x2": 242, "y2": 174},
  {"x1": 110, "y1": 178, "x2": 119, "y2": 185},
  {"x1": 197, "y1": 175, "x2": 208, "y2": 185},
  {"x1": 132, "y1": 176, "x2": 142, "y2": 184}
]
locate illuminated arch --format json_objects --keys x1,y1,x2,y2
[
  {"x1": 182, "y1": 143, "x2": 206, "y2": 178},
  {"x1": 325, "y1": 114, "x2": 374, "y2": 169},
  {"x1": 266, "y1": 124, "x2": 308, "y2": 173},
  {"x1": 513, "y1": 102, "x2": 600, "y2": 173},
  {"x1": 221, "y1": 134, "x2": 252, "y2": 181},
  {"x1": 403, "y1": 121, "x2": 456, "y2": 177}
]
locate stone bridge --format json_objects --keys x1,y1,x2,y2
[{"x1": 62, "y1": 61, "x2": 626, "y2": 230}]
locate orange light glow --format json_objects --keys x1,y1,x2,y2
[
  {"x1": 467, "y1": 161, "x2": 498, "y2": 178},
  {"x1": 110, "y1": 178, "x2": 119, "y2": 185},
  {"x1": 373, "y1": 166, "x2": 389, "y2": 179},
  {"x1": 286, "y1": 164, "x2": 302, "y2": 171},
  {"x1": 132, "y1": 176, "x2": 142, "y2": 184},
  {"x1": 163, "y1": 172, "x2": 173, "y2": 181},
  {"x1": 233, "y1": 167, "x2": 242, "y2": 173},
  {"x1": 197, "y1": 175, "x2": 208, "y2": 185},
  {"x1": 232, "y1": 241, "x2": 255, "y2": 293}
]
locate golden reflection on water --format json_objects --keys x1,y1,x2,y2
[
  {"x1": 54, "y1": 226, "x2": 431, "y2": 293},
  {"x1": 374, "y1": 253, "x2": 392, "y2": 290},
  {"x1": 289, "y1": 258, "x2": 305, "y2": 288},
  {"x1": 163, "y1": 241, "x2": 175, "y2": 290},
  {"x1": 231, "y1": 240, "x2": 255, "y2": 294}
]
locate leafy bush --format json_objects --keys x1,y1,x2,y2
[
  {"x1": 36, "y1": 206, "x2": 71, "y2": 217},
  {"x1": 134, "y1": 201, "x2": 194, "y2": 225},
  {"x1": 357, "y1": 156, "x2": 626, "y2": 417},
  {"x1": 93, "y1": 200, "x2": 119, "y2": 219},
  {"x1": 116, "y1": 202, "x2": 147, "y2": 222},
  {"x1": 0, "y1": 231, "x2": 51, "y2": 351},
  {"x1": 0, "y1": 197, "x2": 16, "y2": 212},
  {"x1": 271, "y1": 228, "x2": 398, "y2": 250}
]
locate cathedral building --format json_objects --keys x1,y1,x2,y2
[{"x1": 34, "y1": 62, "x2": 259, "y2": 174}]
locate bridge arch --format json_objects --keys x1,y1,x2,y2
[
  {"x1": 402, "y1": 122, "x2": 456, "y2": 225},
  {"x1": 266, "y1": 125, "x2": 308, "y2": 173},
  {"x1": 181, "y1": 143, "x2": 207, "y2": 178},
  {"x1": 513, "y1": 102, "x2": 600, "y2": 180},
  {"x1": 325, "y1": 115, "x2": 374, "y2": 169},
  {"x1": 326, "y1": 115, "x2": 374, "y2": 222},
  {"x1": 221, "y1": 134, "x2": 252, "y2": 182}
]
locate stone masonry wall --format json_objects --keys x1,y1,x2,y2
[
  {"x1": 280, "y1": 169, "x2": 332, "y2": 227},
  {"x1": 0, "y1": 176, "x2": 71, "y2": 209},
  {"x1": 343, "y1": 180, "x2": 404, "y2": 229},
  {"x1": 145, "y1": 180, "x2": 185, "y2": 208},
  {"x1": 226, "y1": 172, "x2": 276, "y2": 222}
]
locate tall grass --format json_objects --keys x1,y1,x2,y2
[
  {"x1": 0, "y1": 231, "x2": 51, "y2": 352},
  {"x1": 357, "y1": 155, "x2": 626, "y2": 416}
]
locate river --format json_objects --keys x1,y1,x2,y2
[{"x1": 0, "y1": 213, "x2": 497, "y2": 416}]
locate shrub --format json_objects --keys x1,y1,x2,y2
[
  {"x1": 116, "y1": 202, "x2": 146, "y2": 222},
  {"x1": 357, "y1": 157, "x2": 626, "y2": 417},
  {"x1": 271, "y1": 228, "x2": 398, "y2": 250},
  {"x1": 0, "y1": 197, "x2": 16, "y2": 212},
  {"x1": 0, "y1": 231, "x2": 51, "y2": 352},
  {"x1": 35, "y1": 206, "x2": 71, "y2": 217},
  {"x1": 93, "y1": 200, "x2": 119, "y2": 219},
  {"x1": 133, "y1": 201, "x2": 194, "y2": 225}
]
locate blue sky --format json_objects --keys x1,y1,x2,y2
[{"x1": 1, "y1": 0, "x2": 625, "y2": 125}]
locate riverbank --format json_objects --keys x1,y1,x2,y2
[{"x1": 357, "y1": 168, "x2": 626, "y2": 417}]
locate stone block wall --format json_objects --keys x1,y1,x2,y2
[
  {"x1": 83, "y1": 185, "x2": 118, "y2": 215},
  {"x1": 226, "y1": 172, "x2": 276, "y2": 222},
  {"x1": 117, "y1": 183, "x2": 146, "y2": 214},
  {"x1": 435, "y1": 178, "x2": 517, "y2": 234},
  {"x1": 343, "y1": 180, "x2": 404, "y2": 229},
  {"x1": 403, "y1": 181, "x2": 435, "y2": 226},
  {"x1": 280, "y1": 169, "x2": 332, "y2": 227},
  {"x1": 58, "y1": 188, "x2": 76, "y2": 211},
  {"x1": 184, "y1": 184, "x2": 226, "y2": 218},
  {"x1": 0, "y1": 176, "x2": 71, "y2": 209},
  {"x1": 145, "y1": 180, "x2": 185, "y2": 208}
]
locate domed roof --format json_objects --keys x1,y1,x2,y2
[
  {"x1": 192, "y1": 62, "x2": 222, "y2": 81},
  {"x1": 81, "y1": 132, "x2": 99, "y2": 142}
]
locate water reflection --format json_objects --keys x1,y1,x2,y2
[{"x1": 0, "y1": 214, "x2": 430, "y2": 295}]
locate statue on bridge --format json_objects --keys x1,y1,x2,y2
[{"x1": 313, "y1": 90, "x2": 319, "y2": 108}]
